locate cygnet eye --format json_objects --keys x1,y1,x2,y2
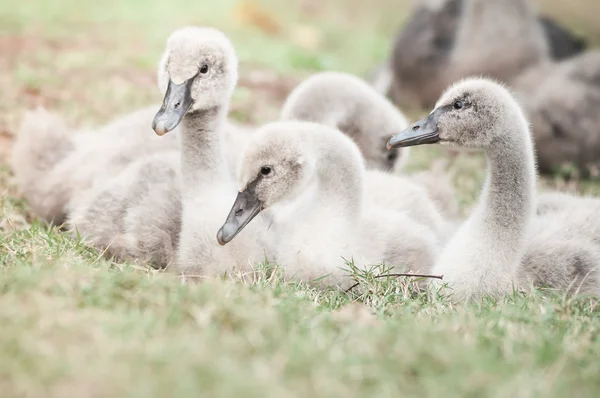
[
  {"x1": 260, "y1": 166, "x2": 272, "y2": 176},
  {"x1": 200, "y1": 64, "x2": 209, "y2": 74},
  {"x1": 453, "y1": 100, "x2": 464, "y2": 110}
]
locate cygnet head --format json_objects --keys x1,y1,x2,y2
[
  {"x1": 217, "y1": 122, "x2": 322, "y2": 245},
  {"x1": 388, "y1": 78, "x2": 526, "y2": 150},
  {"x1": 281, "y1": 71, "x2": 409, "y2": 172},
  {"x1": 152, "y1": 26, "x2": 238, "y2": 135}
]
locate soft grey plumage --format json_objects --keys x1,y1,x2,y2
[
  {"x1": 67, "y1": 151, "x2": 182, "y2": 267},
  {"x1": 11, "y1": 108, "x2": 75, "y2": 224},
  {"x1": 11, "y1": 104, "x2": 181, "y2": 225}
]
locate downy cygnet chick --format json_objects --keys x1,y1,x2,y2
[
  {"x1": 217, "y1": 121, "x2": 438, "y2": 289},
  {"x1": 69, "y1": 26, "x2": 265, "y2": 271},
  {"x1": 387, "y1": 78, "x2": 600, "y2": 300},
  {"x1": 151, "y1": 26, "x2": 267, "y2": 275}
]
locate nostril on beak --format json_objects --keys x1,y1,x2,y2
[
  {"x1": 174, "y1": 101, "x2": 181, "y2": 109},
  {"x1": 235, "y1": 208, "x2": 243, "y2": 217},
  {"x1": 412, "y1": 125, "x2": 420, "y2": 131}
]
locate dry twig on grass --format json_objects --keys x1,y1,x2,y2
[{"x1": 345, "y1": 273, "x2": 443, "y2": 293}]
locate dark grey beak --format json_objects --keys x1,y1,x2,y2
[
  {"x1": 387, "y1": 107, "x2": 443, "y2": 149},
  {"x1": 217, "y1": 189, "x2": 263, "y2": 246},
  {"x1": 152, "y1": 78, "x2": 195, "y2": 136}
]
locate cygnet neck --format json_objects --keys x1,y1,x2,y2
[
  {"x1": 179, "y1": 105, "x2": 228, "y2": 193},
  {"x1": 308, "y1": 130, "x2": 365, "y2": 221},
  {"x1": 474, "y1": 119, "x2": 537, "y2": 258}
]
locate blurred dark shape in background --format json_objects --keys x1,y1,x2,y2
[
  {"x1": 371, "y1": 0, "x2": 598, "y2": 178},
  {"x1": 382, "y1": 0, "x2": 586, "y2": 109},
  {"x1": 538, "y1": 16, "x2": 587, "y2": 60}
]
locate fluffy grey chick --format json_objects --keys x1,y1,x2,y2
[
  {"x1": 388, "y1": 78, "x2": 600, "y2": 301},
  {"x1": 218, "y1": 121, "x2": 439, "y2": 289},
  {"x1": 68, "y1": 26, "x2": 252, "y2": 270}
]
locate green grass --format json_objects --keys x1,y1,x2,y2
[
  {"x1": 2, "y1": 0, "x2": 600, "y2": 396},
  {"x1": 1, "y1": 224, "x2": 600, "y2": 397}
]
